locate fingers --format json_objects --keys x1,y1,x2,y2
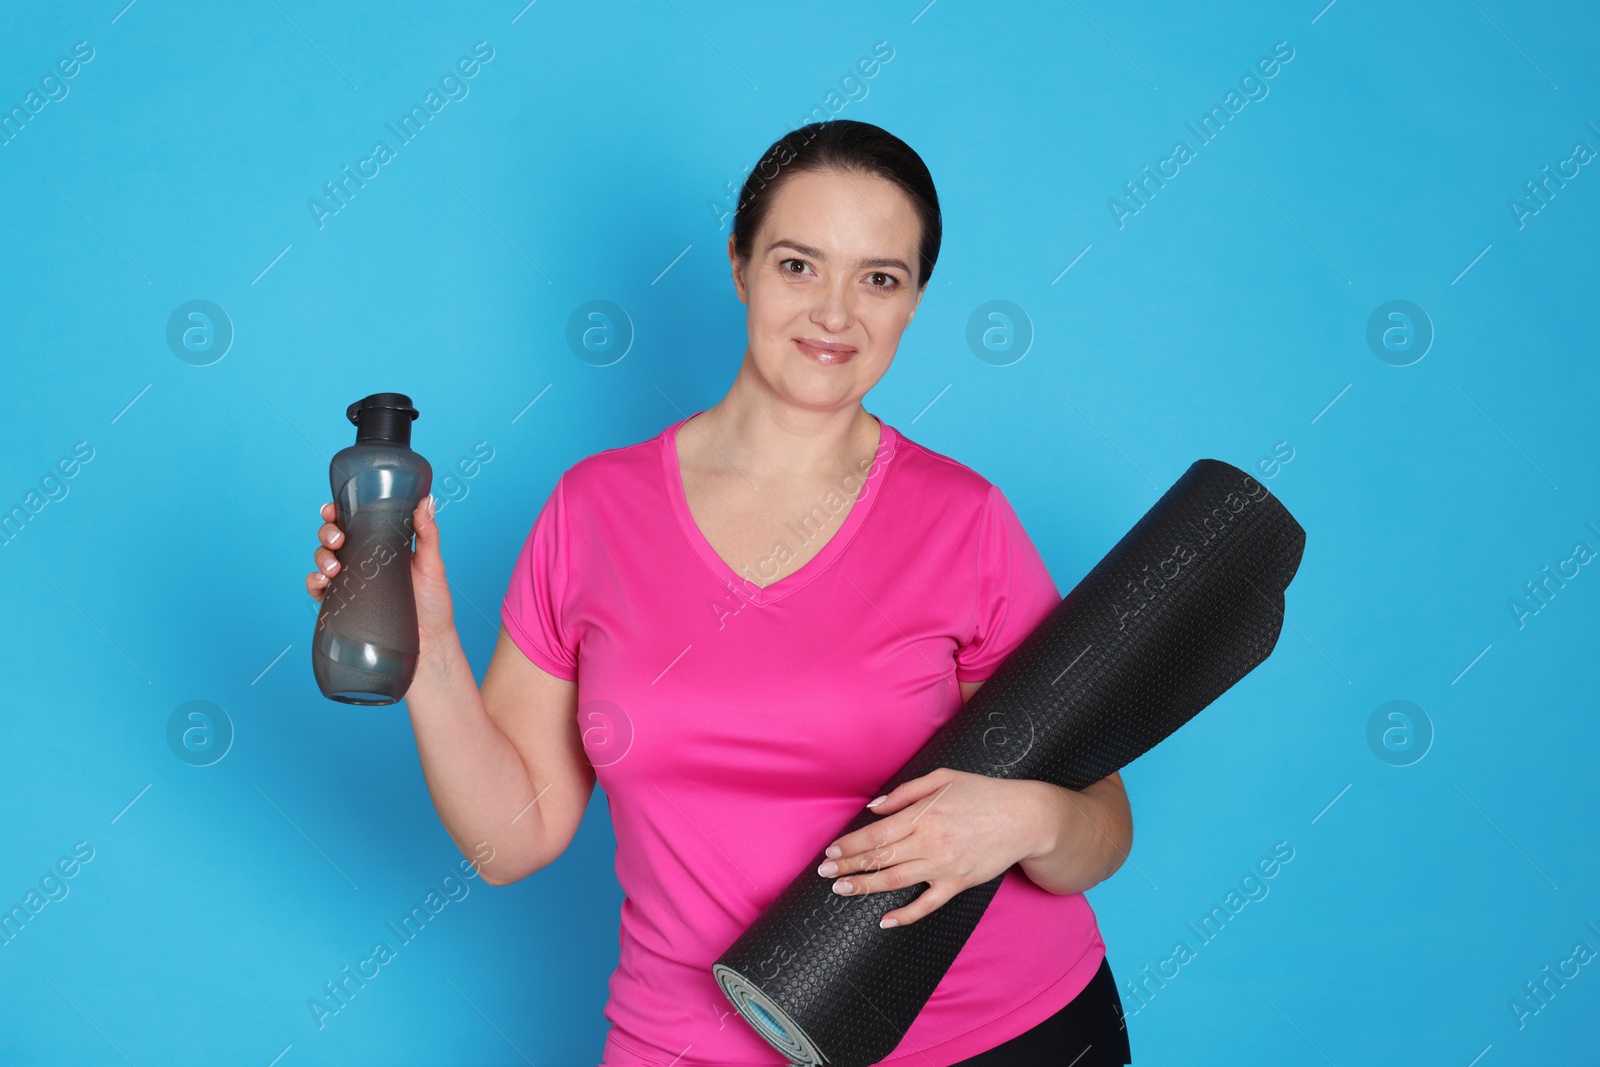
[
  {"x1": 308, "y1": 502, "x2": 341, "y2": 601},
  {"x1": 308, "y1": 552, "x2": 334, "y2": 599},
  {"x1": 827, "y1": 853, "x2": 924, "y2": 896},
  {"x1": 822, "y1": 806, "x2": 924, "y2": 875},
  {"x1": 413, "y1": 494, "x2": 437, "y2": 539},
  {"x1": 877, "y1": 879, "x2": 953, "y2": 929},
  {"x1": 818, "y1": 837, "x2": 901, "y2": 880},
  {"x1": 823, "y1": 771, "x2": 952, "y2": 866},
  {"x1": 859, "y1": 769, "x2": 953, "y2": 817},
  {"x1": 823, "y1": 855, "x2": 955, "y2": 930},
  {"x1": 410, "y1": 496, "x2": 441, "y2": 565}
]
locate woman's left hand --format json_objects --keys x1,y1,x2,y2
[{"x1": 816, "y1": 768, "x2": 1054, "y2": 928}]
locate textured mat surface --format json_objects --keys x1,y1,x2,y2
[{"x1": 712, "y1": 458, "x2": 1307, "y2": 1066}]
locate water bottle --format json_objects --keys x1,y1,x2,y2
[{"x1": 313, "y1": 392, "x2": 433, "y2": 705}]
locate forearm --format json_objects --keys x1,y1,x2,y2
[
  {"x1": 403, "y1": 631, "x2": 547, "y2": 884},
  {"x1": 1016, "y1": 776, "x2": 1132, "y2": 896}
]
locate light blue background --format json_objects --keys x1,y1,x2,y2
[{"x1": 2, "y1": 1, "x2": 1596, "y2": 1064}]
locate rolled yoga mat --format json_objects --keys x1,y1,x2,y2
[{"x1": 712, "y1": 458, "x2": 1306, "y2": 1067}]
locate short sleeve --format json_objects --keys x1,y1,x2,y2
[
  {"x1": 499, "y1": 473, "x2": 579, "y2": 680},
  {"x1": 954, "y1": 483, "x2": 1062, "y2": 682}
]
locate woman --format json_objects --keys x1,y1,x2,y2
[{"x1": 307, "y1": 119, "x2": 1134, "y2": 1067}]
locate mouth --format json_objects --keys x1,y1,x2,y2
[{"x1": 794, "y1": 337, "x2": 858, "y2": 365}]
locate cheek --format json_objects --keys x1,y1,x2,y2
[
  {"x1": 748, "y1": 278, "x2": 806, "y2": 334},
  {"x1": 863, "y1": 308, "x2": 910, "y2": 355}
]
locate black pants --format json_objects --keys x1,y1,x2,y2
[{"x1": 950, "y1": 955, "x2": 1132, "y2": 1066}]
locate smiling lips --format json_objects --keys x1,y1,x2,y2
[{"x1": 795, "y1": 337, "x2": 857, "y2": 365}]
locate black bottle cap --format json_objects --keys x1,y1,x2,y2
[{"x1": 347, "y1": 392, "x2": 420, "y2": 446}]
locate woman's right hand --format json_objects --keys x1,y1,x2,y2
[{"x1": 306, "y1": 495, "x2": 460, "y2": 671}]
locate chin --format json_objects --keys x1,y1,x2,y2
[{"x1": 768, "y1": 366, "x2": 859, "y2": 403}]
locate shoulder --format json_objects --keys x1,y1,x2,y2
[
  {"x1": 883, "y1": 422, "x2": 998, "y2": 516},
  {"x1": 556, "y1": 420, "x2": 672, "y2": 504}
]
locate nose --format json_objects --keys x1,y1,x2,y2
[{"x1": 810, "y1": 276, "x2": 854, "y2": 335}]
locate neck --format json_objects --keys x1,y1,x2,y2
[{"x1": 681, "y1": 355, "x2": 881, "y2": 487}]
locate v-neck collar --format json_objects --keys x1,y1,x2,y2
[{"x1": 660, "y1": 409, "x2": 899, "y2": 606}]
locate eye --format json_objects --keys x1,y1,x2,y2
[
  {"x1": 779, "y1": 257, "x2": 814, "y2": 276},
  {"x1": 867, "y1": 271, "x2": 901, "y2": 291}
]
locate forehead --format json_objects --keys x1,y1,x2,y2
[{"x1": 759, "y1": 167, "x2": 921, "y2": 261}]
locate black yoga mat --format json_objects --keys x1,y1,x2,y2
[{"x1": 712, "y1": 458, "x2": 1306, "y2": 1066}]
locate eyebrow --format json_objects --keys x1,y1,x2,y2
[{"x1": 764, "y1": 239, "x2": 912, "y2": 276}]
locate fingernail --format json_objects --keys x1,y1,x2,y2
[
  {"x1": 825, "y1": 846, "x2": 842, "y2": 859},
  {"x1": 322, "y1": 557, "x2": 338, "y2": 573},
  {"x1": 867, "y1": 796, "x2": 887, "y2": 808},
  {"x1": 880, "y1": 917, "x2": 899, "y2": 929},
  {"x1": 833, "y1": 880, "x2": 853, "y2": 895},
  {"x1": 817, "y1": 861, "x2": 838, "y2": 876}
]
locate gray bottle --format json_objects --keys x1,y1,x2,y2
[{"x1": 313, "y1": 393, "x2": 433, "y2": 705}]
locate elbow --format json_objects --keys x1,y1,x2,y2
[
  {"x1": 1102, "y1": 805, "x2": 1133, "y2": 882},
  {"x1": 1103, "y1": 831, "x2": 1132, "y2": 882},
  {"x1": 467, "y1": 821, "x2": 567, "y2": 887},
  {"x1": 476, "y1": 847, "x2": 557, "y2": 887},
  {"x1": 478, "y1": 858, "x2": 536, "y2": 887}
]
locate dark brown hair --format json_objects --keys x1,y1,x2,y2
[{"x1": 731, "y1": 119, "x2": 941, "y2": 290}]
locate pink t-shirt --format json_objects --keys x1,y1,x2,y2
[{"x1": 500, "y1": 410, "x2": 1106, "y2": 1067}]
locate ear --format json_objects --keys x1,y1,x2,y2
[
  {"x1": 728, "y1": 234, "x2": 748, "y2": 304},
  {"x1": 908, "y1": 284, "x2": 925, "y2": 323}
]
